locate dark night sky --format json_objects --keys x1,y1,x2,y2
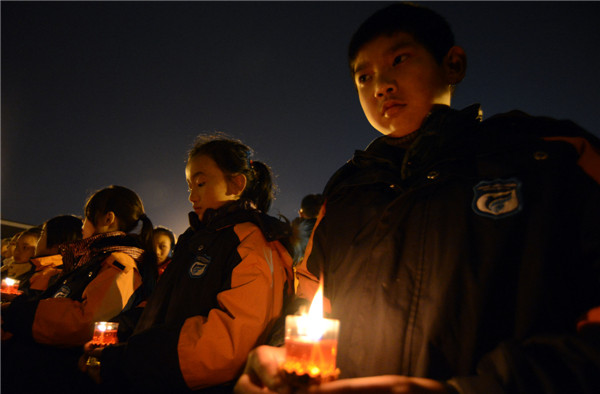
[{"x1": 2, "y1": 1, "x2": 600, "y2": 237}]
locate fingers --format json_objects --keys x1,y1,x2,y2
[{"x1": 234, "y1": 346, "x2": 287, "y2": 394}]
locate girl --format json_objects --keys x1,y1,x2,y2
[
  {"x1": 153, "y1": 225, "x2": 176, "y2": 276},
  {"x1": 2, "y1": 185, "x2": 156, "y2": 346},
  {"x1": 83, "y1": 135, "x2": 294, "y2": 393}
]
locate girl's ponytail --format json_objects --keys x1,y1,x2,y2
[
  {"x1": 242, "y1": 160, "x2": 274, "y2": 213},
  {"x1": 137, "y1": 213, "x2": 158, "y2": 296}
]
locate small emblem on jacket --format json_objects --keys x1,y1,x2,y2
[
  {"x1": 53, "y1": 285, "x2": 71, "y2": 298},
  {"x1": 472, "y1": 178, "x2": 522, "y2": 219},
  {"x1": 189, "y1": 252, "x2": 211, "y2": 278}
]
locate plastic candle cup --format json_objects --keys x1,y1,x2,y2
[
  {"x1": 91, "y1": 321, "x2": 119, "y2": 346},
  {"x1": 281, "y1": 284, "x2": 340, "y2": 388}
]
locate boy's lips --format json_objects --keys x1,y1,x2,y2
[{"x1": 381, "y1": 100, "x2": 406, "y2": 118}]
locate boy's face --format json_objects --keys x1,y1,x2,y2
[{"x1": 352, "y1": 32, "x2": 452, "y2": 137}]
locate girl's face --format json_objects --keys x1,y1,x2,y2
[
  {"x1": 13, "y1": 234, "x2": 39, "y2": 263},
  {"x1": 186, "y1": 154, "x2": 240, "y2": 221},
  {"x1": 153, "y1": 233, "x2": 172, "y2": 265}
]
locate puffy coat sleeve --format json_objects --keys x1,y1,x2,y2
[
  {"x1": 114, "y1": 222, "x2": 292, "y2": 391},
  {"x1": 31, "y1": 252, "x2": 142, "y2": 346}
]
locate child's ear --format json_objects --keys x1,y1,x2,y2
[
  {"x1": 227, "y1": 174, "x2": 247, "y2": 197},
  {"x1": 443, "y1": 46, "x2": 467, "y2": 85},
  {"x1": 103, "y1": 211, "x2": 116, "y2": 226}
]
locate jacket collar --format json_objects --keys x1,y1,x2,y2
[
  {"x1": 31, "y1": 254, "x2": 63, "y2": 270},
  {"x1": 187, "y1": 199, "x2": 291, "y2": 243},
  {"x1": 363, "y1": 104, "x2": 483, "y2": 180}
]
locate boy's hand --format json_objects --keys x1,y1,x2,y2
[
  {"x1": 78, "y1": 340, "x2": 105, "y2": 384},
  {"x1": 234, "y1": 345, "x2": 288, "y2": 393},
  {"x1": 306, "y1": 375, "x2": 450, "y2": 393}
]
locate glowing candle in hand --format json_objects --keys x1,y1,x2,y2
[{"x1": 282, "y1": 284, "x2": 340, "y2": 381}]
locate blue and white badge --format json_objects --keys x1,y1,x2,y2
[
  {"x1": 472, "y1": 178, "x2": 523, "y2": 219},
  {"x1": 53, "y1": 285, "x2": 71, "y2": 298},
  {"x1": 189, "y1": 246, "x2": 211, "y2": 278}
]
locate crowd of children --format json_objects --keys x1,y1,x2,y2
[
  {"x1": 1, "y1": 133, "x2": 299, "y2": 394},
  {"x1": 3, "y1": 3, "x2": 600, "y2": 394}
]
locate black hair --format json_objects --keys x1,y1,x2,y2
[
  {"x1": 348, "y1": 2, "x2": 455, "y2": 74},
  {"x1": 84, "y1": 185, "x2": 157, "y2": 288},
  {"x1": 153, "y1": 226, "x2": 176, "y2": 250},
  {"x1": 20, "y1": 227, "x2": 43, "y2": 240},
  {"x1": 300, "y1": 194, "x2": 324, "y2": 219},
  {"x1": 44, "y1": 215, "x2": 83, "y2": 248},
  {"x1": 188, "y1": 133, "x2": 276, "y2": 213}
]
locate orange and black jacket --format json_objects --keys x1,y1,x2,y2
[
  {"x1": 100, "y1": 201, "x2": 294, "y2": 393},
  {"x1": 2, "y1": 232, "x2": 145, "y2": 346}
]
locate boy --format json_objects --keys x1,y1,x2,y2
[{"x1": 235, "y1": 3, "x2": 600, "y2": 393}]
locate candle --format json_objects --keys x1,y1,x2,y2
[
  {"x1": 91, "y1": 321, "x2": 119, "y2": 346},
  {"x1": 281, "y1": 284, "x2": 340, "y2": 386},
  {"x1": 1, "y1": 278, "x2": 21, "y2": 295},
  {"x1": 86, "y1": 321, "x2": 119, "y2": 367}
]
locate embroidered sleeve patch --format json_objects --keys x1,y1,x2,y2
[
  {"x1": 472, "y1": 178, "x2": 523, "y2": 219},
  {"x1": 53, "y1": 284, "x2": 71, "y2": 298}
]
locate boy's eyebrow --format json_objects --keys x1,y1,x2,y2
[{"x1": 353, "y1": 40, "x2": 415, "y2": 75}]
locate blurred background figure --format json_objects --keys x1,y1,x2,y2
[
  {"x1": 291, "y1": 194, "x2": 324, "y2": 267},
  {"x1": 153, "y1": 226, "x2": 176, "y2": 276},
  {"x1": 1, "y1": 232, "x2": 23, "y2": 273},
  {"x1": 2, "y1": 228, "x2": 42, "y2": 281}
]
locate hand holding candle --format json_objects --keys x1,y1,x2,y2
[{"x1": 86, "y1": 321, "x2": 118, "y2": 367}]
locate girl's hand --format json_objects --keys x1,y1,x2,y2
[{"x1": 78, "y1": 340, "x2": 105, "y2": 384}]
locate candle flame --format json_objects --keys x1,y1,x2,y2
[
  {"x1": 308, "y1": 282, "x2": 324, "y2": 319},
  {"x1": 96, "y1": 322, "x2": 107, "y2": 332},
  {"x1": 300, "y1": 281, "x2": 326, "y2": 341},
  {"x1": 4, "y1": 278, "x2": 16, "y2": 286}
]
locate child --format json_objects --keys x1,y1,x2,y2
[
  {"x1": 81, "y1": 134, "x2": 294, "y2": 393},
  {"x1": 2, "y1": 227, "x2": 42, "y2": 281},
  {"x1": 2, "y1": 185, "x2": 157, "y2": 394},
  {"x1": 0, "y1": 232, "x2": 21, "y2": 271},
  {"x1": 19, "y1": 214, "x2": 83, "y2": 295},
  {"x1": 235, "y1": 3, "x2": 600, "y2": 394},
  {"x1": 153, "y1": 225, "x2": 176, "y2": 276},
  {"x1": 2, "y1": 185, "x2": 156, "y2": 345}
]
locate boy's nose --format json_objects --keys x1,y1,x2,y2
[{"x1": 374, "y1": 75, "x2": 396, "y2": 98}]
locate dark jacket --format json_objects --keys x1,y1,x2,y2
[
  {"x1": 101, "y1": 201, "x2": 294, "y2": 393},
  {"x1": 296, "y1": 104, "x2": 600, "y2": 393}
]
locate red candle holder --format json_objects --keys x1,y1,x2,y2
[
  {"x1": 91, "y1": 321, "x2": 119, "y2": 346},
  {"x1": 86, "y1": 321, "x2": 119, "y2": 367},
  {"x1": 1, "y1": 278, "x2": 21, "y2": 295},
  {"x1": 281, "y1": 314, "x2": 340, "y2": 389}
]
